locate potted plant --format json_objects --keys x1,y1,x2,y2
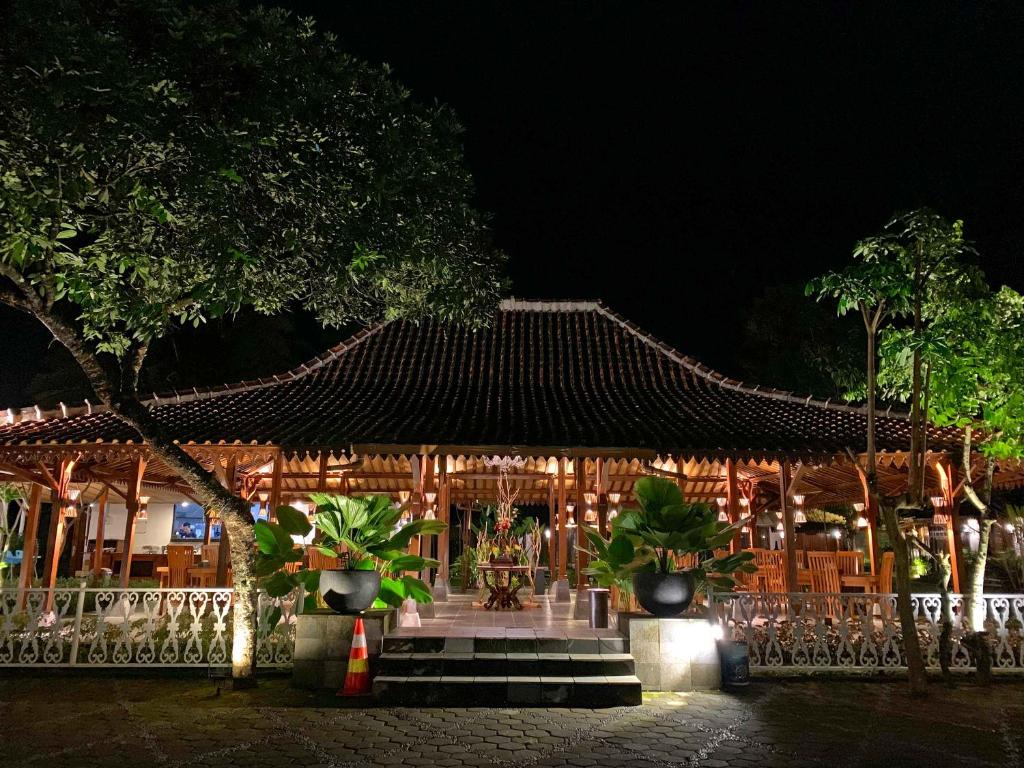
[
  {"x1": 254, "y1": 494, "x2": 446, "y2": 614},
  {"x1": 612, "y1": 477, "x2": 756, "y2": 617}
]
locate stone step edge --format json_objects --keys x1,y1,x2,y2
[
  {"x1": 373, "y1": 674, "x2": 642, "y2": 685},
  {"x1": 378, "y1": 652, "x2": 634, "y2": 661}
]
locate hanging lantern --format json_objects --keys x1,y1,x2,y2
[
  {"x1": 793, "y1": 508, "x2": 807, "y2": 525},
  {"x1": 775, "y1": 519, "x2": 784, "y2": 531},
  {"x1": 583, "y1": 506, "x2": 598, "y2": 524},
  {"x1": 852, "y1": 502, "x2": 866, "y2": 513},
  {"x1": 137, "y1": 495, "x2": 150, "y2": 521},
  {"x1": 565, "y1": 503, "x2": 577, "y2": 528},
  {"x1": 856, "y1": 515, "x2": 869, "y2": 529},
  {"x1": 930, "y1": 495, "x2": 950, "y2": 526},
  {"x1": 792, "y1": 494, "x2": 805, "y2": 507}
]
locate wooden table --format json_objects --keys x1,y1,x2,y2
[
  {"x1": 840, "y1": 573, "x2": 880, "y2": 593},
  {"x1": 111, "y1": 553, "x2": 167, "y2": 578},
  {"x1": 478, "y1": 563, "x2": 531, "y2": 610},
  {"x1": 187, "y1": 566, "x2": 218, "y2": 587}
]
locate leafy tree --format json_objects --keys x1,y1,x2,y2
[
  {"x1": 0, "y1": 0, "x2": 504, "y2": 678},
  {"x1": 880, "y1": 285, "x2": 1024, "y2": 678}
]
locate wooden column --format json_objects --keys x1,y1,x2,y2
[
  {"x1": 120, "y1": 456, "x2": 147, "y2": 588},
  {"x1": 547, "y1": 477, "x2": 557, "y2": 574},
  {"x1": 574, "y1": 457, "x2": 587, "y2": 589},
  {"x1": 778, "y1": 460, "x2": 798, "y2": 593},
  {"x1": 557, "y1": 458, "x2": 568, "y2": 581},
  {"x1": 17, "y1": 484, "x2": 43, "y2": 607},
  {"x1": 436, "y1": 456, "x2": 450, "y2": 584},
  {"x1": 216, "y1": 455, "x2": 238, "y2": 587},
  {"x1": 726, "y1": 459, "x2": 742, "y2": 553},
  {"x1": 92, "y1": 489, "x2": 108, "y2": 579},
  {"x1": 70, "y1": 497, "x2": 88, "y2": 574},
  {"x1": 595, "y1": 457, "x2": 608, "y2": 536},
  {"x1": 268, "y1": 451, "x2": 284, "y2": 522},
  {"x1": 941, "y1": 459, "x2": 963, "y2": 593},
  {"x1": 42, "y1": 457, "x2": 76, "y2": 608}
]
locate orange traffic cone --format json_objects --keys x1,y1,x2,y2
[{"x1": 340, "y1": 617, "x2": 371, "y2": 696}]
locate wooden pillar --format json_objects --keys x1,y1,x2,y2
[
  {"x1": 18, "y1": 484, "x2": 43, "y2": 607},
  {"x1": 547, "y1": 476, "x2": 556, "y2": 574},
  {"x1": 460, "y1": 503, "x2": 471, "y2": 592},
  {"x1": 574, "y1": 457, "x2": 587, "y2": 589},
  {"x1": 726, "y1": 459, "x2": 742, "y2": 553},
  {"x1": 42, "y1": 457, "x2": 76, "y2": 608},
  {"x1": 557, "y1": 458, "x2": 568, "y2": 581},
  {"x1": 942, "y1": 460, "x2": 963, "y2": 593},
  {"x1": 216, "y1": 455, "x2": 238, "y2": 587},
  {"x1": 436, "y1": 456, "x2": 450, "y2": 583},
  {"x1": 778, "y1": 460, "x2": 798, "y2": 593},
  {"x1": 120, "y1": 456, "x2": 146, "y2": 588},
  {"x1": 70, "y1": 497, "x2": 88, "y2": 573},
  {"x1": 92, "y1": 489, "x2": 108, "y2": 579},
  {"x1": 268, "y1": 451, "x2": 284, "y2": 522},
  {"x1": 595, "y1": 457, "x2": 608, "y2": 536}
]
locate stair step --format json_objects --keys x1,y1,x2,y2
[
  {"x1": 373, "y1": 674, "x2": 642, "y2": 707},
  {"x1": 382, "y1": 635, "x2": 625, "y2": 655},
  {"x1": 377, "y1": 651, "x2": 634, "y2": 677}
]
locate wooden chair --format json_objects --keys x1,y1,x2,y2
[
  {"x1": 794, "y1": 550, "x2": 807, "y2": 569},
  {"x1": 807, "y1": 552, "x2": 841, "y2": 593},
  {"x1": 307, "y1": 546, "x2": 340, "y2": 570},
  {"x1": 807, "y1": 551, "x2": 842, "y2": 619},
  {"x1": 836, "y1": 551, "x2": 863, "y2": 576},
  {"x1": 161, "y1": 545, "x2": 195, "y2": 589},
  {"x1": 201, "y1": 544, "x2": 219, "y2": 564},
  {"x1": 879, "y1": 551, "x2": 895, "y2": 593},
  {"x1": 761, "y1": 562, "x2": 786, "y2": 593}
]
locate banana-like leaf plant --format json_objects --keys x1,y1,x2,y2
[
  {"x1": 611, "y1": 477, "x2": 756, "y2": 590},
  {"x1": 253, "y1": 494, "x2": 446, "y2": 609}
]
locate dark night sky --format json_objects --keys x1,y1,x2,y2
[{"x1": 3, "y1": 1, "x2": 1024, "y2": 406}]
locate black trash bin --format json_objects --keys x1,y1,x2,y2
[
  {"x1": 718, "y1": 639, "x2": 750, "y2": 688},
  {"x1": 589, "y1": 587, "x2": 610, "y2": 629}
]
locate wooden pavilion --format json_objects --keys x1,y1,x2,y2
[{"x1": 2, "y1": 299, "x2": 1021, "y2": 600}]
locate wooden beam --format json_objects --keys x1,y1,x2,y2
[
  {"x1": 70, "y1": 498, "x2": 88, "y2": 573},
  {"x1": 120, "y1": 456, "x2": 146, "y2": 588},
  {"x1": 316, "y1": 451, "x2": 328, "y2": 493},
  {"x1": 939, "y1": 459, "x2": 963, "y2": 593},
  {"x1": 17, "y1": 484, "x2": 42, "y2": 608},
  {"x1": 92, "y1": 489, "x2": 108, "y2": 579},
  {"x1": 437, "y1": 455, "x2": 450, "y2": 584},
  {"x1": 595, "y1": 457, "x2": 608, "y2": 537}
]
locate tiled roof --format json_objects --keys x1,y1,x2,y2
[{"x1": 0, "y1": 300, "x2": 960, "y2": 459}]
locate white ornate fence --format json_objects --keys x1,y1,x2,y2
[
  {"x1": 0, "y1": 585, "x2": 295, "y2": 668},
  {"x1": 710, "y1": 592, "x2": 1024, "y2": 674}
]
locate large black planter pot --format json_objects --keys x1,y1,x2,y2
[
  {"x1": 632, "y1": 571, "x2": 696, "y2": 617},
  {"x1": 319, "y1": 569, "x2": 381, "y2": 615}
]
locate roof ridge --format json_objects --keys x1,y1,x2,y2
[{"x1": 590, "y1": 300, "x2": 907, "y2": 420}]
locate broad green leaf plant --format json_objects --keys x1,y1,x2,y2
[
  {"x1": 253, "y1": 494, "x2": 446, "y2": 610},
  {"x1": 584, "y1": 477, "x2": 755, "y2": 593}
]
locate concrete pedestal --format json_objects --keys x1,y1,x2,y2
[
  {"x1": 552, "y1": 578, "x2": 571, "y2": 602},
  {"x1": 432, "y1": 578, "x2": 449, "y2": 602},
  {"x1": 292, "y1": 609, "x2": 396, "y2": 690},
  {"x1": 618, "y1": 614, "x2": 721, "y2": 691}
]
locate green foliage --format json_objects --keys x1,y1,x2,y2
[
  {"x1": 0, "y1": 0, "x2": 505, "y2": 362},
  {"x1": 606, "y1": 477, "x2": 755, "y2": 590},
  {"x1": 253, "y1": 495, "x2": 446, "y2": 606}
]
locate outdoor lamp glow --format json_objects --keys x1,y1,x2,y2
[
  {"x1": 792, "y1": 494, "x2": 805, "y2": 506},
  {"x1": 544, "y1": 528, "x2": 551, "y2": 539},
  {"x1": 930, "y1": 495, "x2": 946, "y2": 509},
  {"x1": 852, "y1": 502, "x2": 865, "y2": 513},
  {"x1": 793, "y1": 509, "x2": 807, "y2": 525},
  {"x1": 856, "y1": 515, "x2": 869, "y2": 529},
  {"x1": 831, "y1": 528, "x2": 842, "y2": 539}
]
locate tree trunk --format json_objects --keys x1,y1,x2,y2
[
  {"x1": 961, "y1": 436, "x2": 996, "y2": 684},
  {"x1": 108, "y1": 399, "x2": 260, "y2": 680},
  {"x1": 936, "y1": 554, "x2": 954, "y2": 687},
  {"x1": 881, "y1": 504, "x2": 928, "y2": 693},
  {"x1": 20, "y1": 303, "x2": 261, "y2": 680}
]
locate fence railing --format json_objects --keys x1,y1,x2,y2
[
  {"x1": 709, "y1": 591, "x2": 1024, "y2": 673},
  {"x1": 0, "y1": 585, "x2": 296, "y2": 668}
]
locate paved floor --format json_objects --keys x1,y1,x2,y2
[
  {"x1": 397, "y1": 593, "x2": 621, "y2": 639},
  {"x1": 2, "y1": 675, "x2": 1020, "y2": 768}
]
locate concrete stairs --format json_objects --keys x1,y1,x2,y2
[{"x1": 372, "y1": 634, "x2": 642, "y2": 707}]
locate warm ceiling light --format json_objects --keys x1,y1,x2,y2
[
  {"x1": 930, "y1": 495, "x2": 946, "y2": 509},
  {"x1": 68, "y1": 488, "x2": 81, "y2": 501},
  {"x1": 856, "y1": 516, "x2": 869, "y2": 529},
  {"x1": 792, "y1": 494, "x2": 805, "y2": 507},
  {"x1": 852, "y1": 502, "x2": 866, "y2": 513},
  {"x1": 258, "y1": 491, "x2": 270, "y2": 503},
  {"x1": 608, "y1": 493, "x2": 621, "y2": 504},
  {"x1": 793, "y1": 509, "x2": 807, "y2": 525},
  {"x1": 717, "y1": 509, "x2": 729, "y2": 522},
  {"x1": 739, "y1": 497, "x2": 750, "y2": 508},
  {"x1": 775, "y1": 520, "x2": 784, "y2": 531},
  {"x1": 424, "y1": 491, "x2": 437, "y2": 505},
  {"x1": 716, "y1": 497, "x2": 727, "y2": 508}
]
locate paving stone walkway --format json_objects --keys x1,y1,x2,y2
[{"x1": 1, "y1": 675, "x2": 1021, "y2": 768}]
